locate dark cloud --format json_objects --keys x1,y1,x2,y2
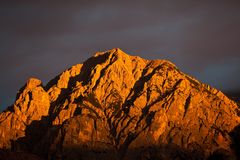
[{"x1": 0, "y1": 0, "x2": 240, "y2": 109}]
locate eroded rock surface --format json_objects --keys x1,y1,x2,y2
[
  {"x1": 0, "y1": 48, "x2": 239, "y2": 160},
  {"x1": 0, "y1": 78, "x2": 50, "y2": 149}
]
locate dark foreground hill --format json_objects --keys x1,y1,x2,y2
[{"x1": 0, "y1": 49, "x2": 240, "y2": 160}]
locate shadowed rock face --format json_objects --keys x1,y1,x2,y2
[
  {"x1": 0, "y1": 48, "x2": 240, "y2": 160},
  {"x1": 0, "y1": 149, "x2": 43, "y2": 160}
]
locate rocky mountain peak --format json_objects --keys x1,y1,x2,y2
[
  {"x1": 26, "y1": 78, "x2": 42, "y2": 89},
  {"x1": 0, "y1": 49, "x2": 240, "y2": 160}
]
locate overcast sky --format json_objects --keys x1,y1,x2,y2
[{"x1": 0, "y1": 0, "x2": 240, "y2": 109}]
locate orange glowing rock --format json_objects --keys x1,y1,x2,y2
[{"x1": 0, "y1": 48, "x2": 239, "y2": 160}]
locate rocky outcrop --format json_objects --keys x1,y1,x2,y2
[
  {"x1": 0, "y1": 78, "x2": 50, "y2": 149},
  {"x1": 0, "y1": 48, "x2": 239, "y2": 160}
]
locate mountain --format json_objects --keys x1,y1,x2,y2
[
  {"x1": 225, "y1": 92, "x2": 240, "y2": 106},
  {"x1": 0, "y1": 48, "x2": 240, "y2": 160}
]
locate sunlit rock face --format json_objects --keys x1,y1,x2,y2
[
  {"x1": 0, "y1": 78, "x2": 50, "y2": 149},
  {"x1": 0, "y1": 48, "x2": 240, "y2": 160}
]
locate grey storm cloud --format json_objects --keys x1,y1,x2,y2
[{"x1": 0, "y1": 0, "x2": 240, "y2": 109}]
